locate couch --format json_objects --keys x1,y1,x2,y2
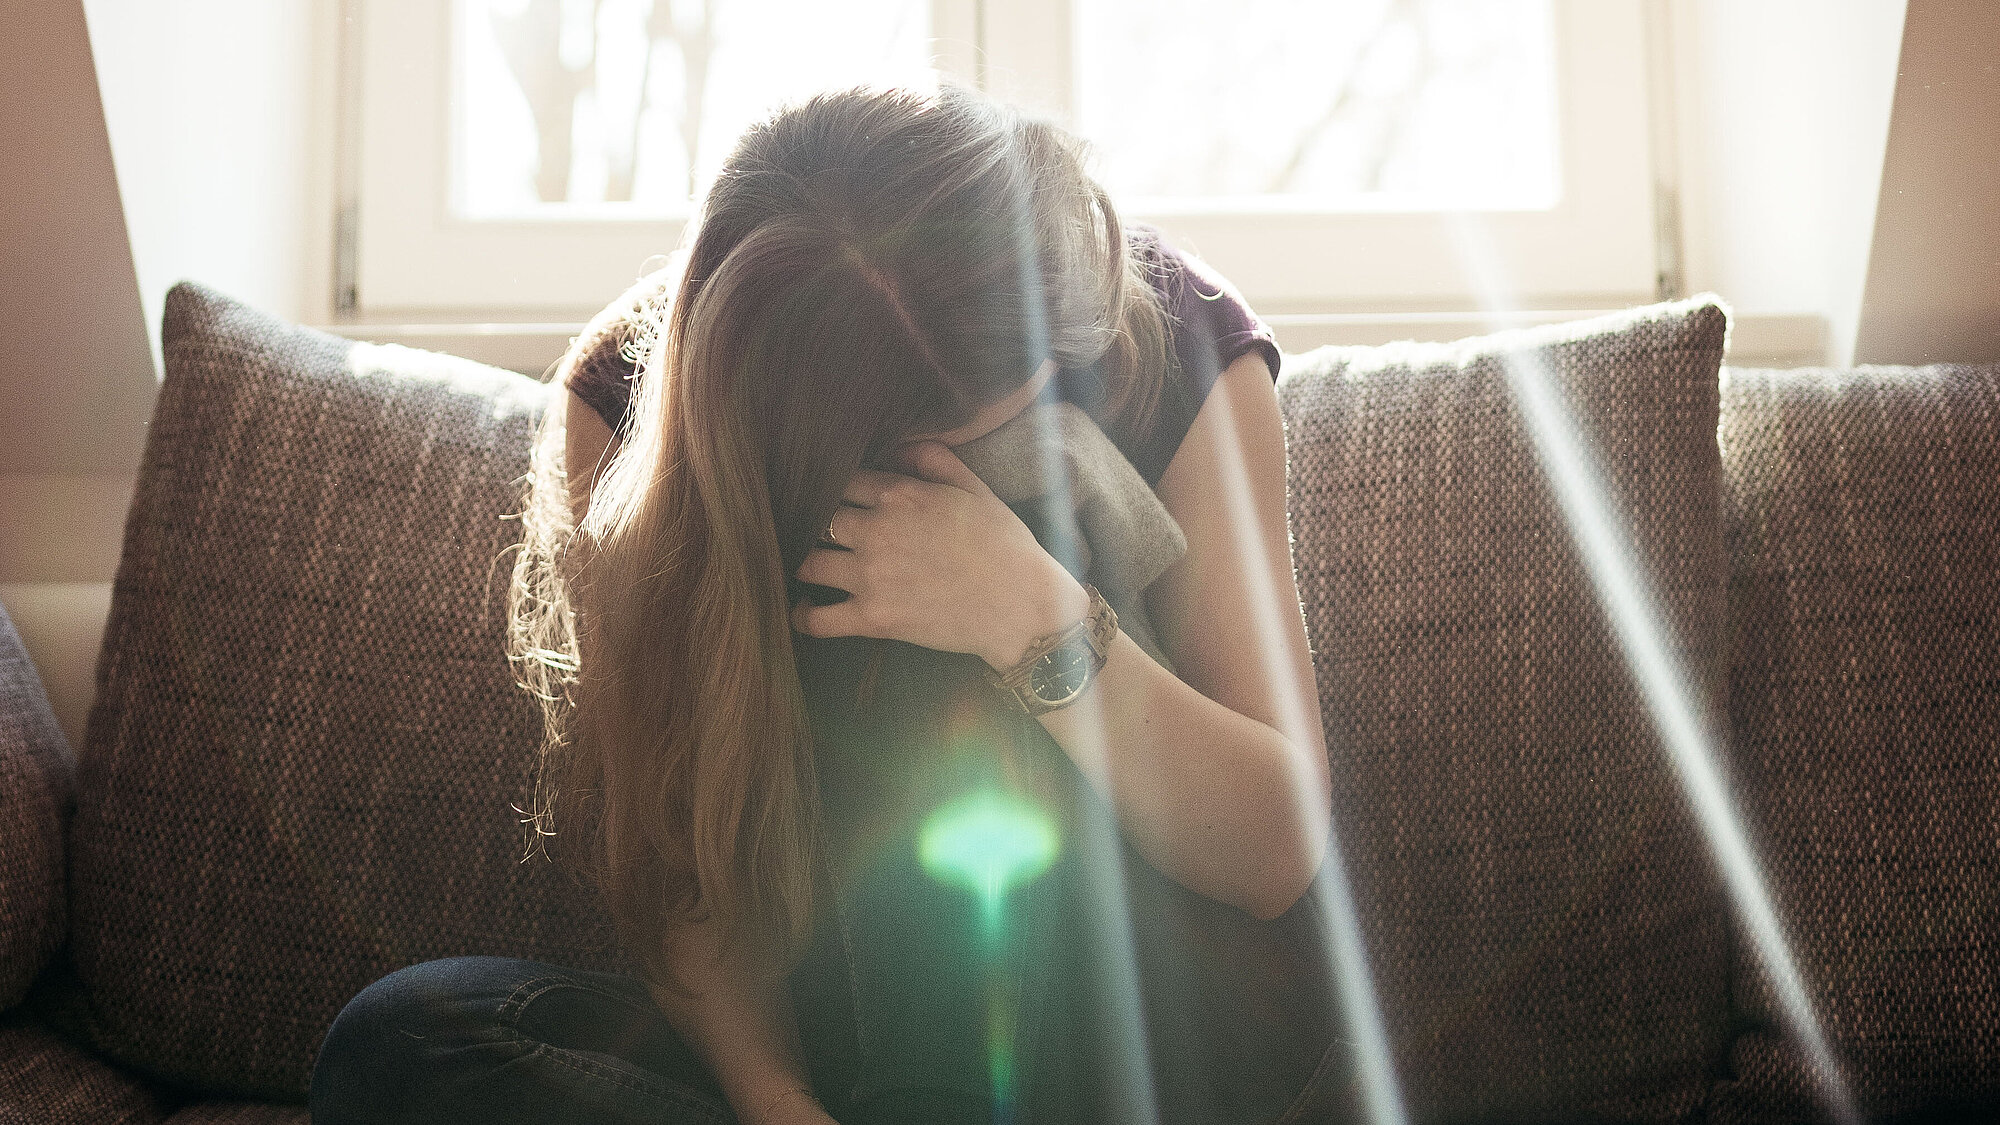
[{"x1": 2, "y1": 282, "x2": 1995, "y2": 1123}]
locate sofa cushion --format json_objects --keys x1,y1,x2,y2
[
  {"x1": 1275, "y1": 298, "x2": 1732, "y2": 1122},
  {"x1": 50, "y1": 283, "x2": 627, "y2": 1101},
  {"x1": 1712, "y1": 364, "x2": 2000, "y2": 1123},
  {"x1": 0, "y1": 1009, "x2": 169, "y2": 1123},
  {"x1": 0, "y1": 601, "x2": 73, "y2": 1011}
]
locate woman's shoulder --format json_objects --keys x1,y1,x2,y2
[
  {"x1": 558, "y1": 261, "x2": 680, "y2": 436},
  {"x1": 1076, "y1": 223, "x2": 1281, "y2": 490},
  {"x1": 1125, "y1": 221, "x2": 1280, "y2": 387}
]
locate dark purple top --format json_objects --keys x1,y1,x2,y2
[{"x1": 561, "y1": 222, "x2": 1279, "y2": 490}]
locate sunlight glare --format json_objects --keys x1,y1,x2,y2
[{"x1": 1447, "y1": 212, "x2": 1864, "y2": 1125}]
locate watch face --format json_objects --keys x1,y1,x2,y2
[{"x1": 1030, "y1": 639, "x2": 1094, "y2": 705}]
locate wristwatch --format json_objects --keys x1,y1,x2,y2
[{"x1": 983, "y1": 584, "x2": 1118, "y2": 716}]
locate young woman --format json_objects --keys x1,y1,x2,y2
[{"x1": 310, "y1": 82, "x2": 1342, "y2": 1125}]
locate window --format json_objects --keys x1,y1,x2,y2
[{"x1": 351, "y1": 0, "x2": 1658, "y2": 315}]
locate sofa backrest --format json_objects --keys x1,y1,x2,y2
[{"x1": 1712, "y1": 363, "x2": 2000, "y2": 1123}]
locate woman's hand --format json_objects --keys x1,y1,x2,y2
[{"x1": 789, "y1": 440, "x2": 1089, "y2": 671}]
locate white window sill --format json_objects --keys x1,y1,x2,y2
[{"x1": 318, "y1": 311, "x2": 1828, "y2": 378}]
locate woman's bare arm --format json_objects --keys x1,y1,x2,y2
[
  {"x1": 1032, "y1": 352, "x2": 1331, "y2": 921},
  {"x1": 560, "y1": 387, "x2": 834, "y2": 1125}
]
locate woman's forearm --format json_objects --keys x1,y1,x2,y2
[
  {"x1": 647, "y1": 913, "x2": 835, "y2": 1125},
  {"x1": 1034, "y1": 626, "x2": 1330, "y2": 922}
]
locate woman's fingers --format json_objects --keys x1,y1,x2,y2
[
  {"x1": 840, "y1": 468, "x2": 915, "y2": 507},
  {"x1": 794, "y1": 544, "x2": 861, "y2": 590},
  {"x1": 790, "y1": 593, "x2": 875, "y2": 639}
]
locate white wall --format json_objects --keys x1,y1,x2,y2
[
  {"x1": 1671, "y1": 0, "x2": 1908, "y2": 367},
  {"x1": 3, "y1": 0, "x2": 338, "y2": 750},
  {"x1": 1855, "y1": 0, "x2": 2000, "y2": 365},
  {"x1": 82, "y1": 0, "x2": 337, "y2": 355}
]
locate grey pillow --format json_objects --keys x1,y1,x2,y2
[
  {"x1": 953, "y1": 399, "x2": 1187, "y2": 669},
  {"x1": 1712, "y1": 364, "x2": 2000, "y2": 1123},
  {"x1": 42, "y1": 283, "x2": 627, "y2": 1100},
  {"x1": 0, "y1": 601, "x2": 73, "y2": 1010},
  {"x1": 1276, "y1": 298, "x2": 1732, "y2": 1122}
]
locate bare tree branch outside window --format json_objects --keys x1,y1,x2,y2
[
  {"x1": 455, "y1": 0, "x2": 1556, "y2": 218},
  {"x1": 457, "y1": 0, "x2": 931, "y2": 218},
  {"x1": 1074, "y1": 0, "x2": 1557, "y2": 207}
]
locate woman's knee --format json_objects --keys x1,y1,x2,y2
[{"x1": 310, "y1": 955, "x2": 547, "y2": 1123}]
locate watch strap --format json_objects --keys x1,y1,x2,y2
[{"x1": 983, "y1": 584, "x2": 1117, "y2": 715}]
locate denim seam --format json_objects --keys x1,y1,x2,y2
[
  {"x1": 1272, "y1": 1037, "x2": 1350, "y2": 1125},
  {"x1": 533, "y1": 1041, "x2": 734, "y2": 1123},
  {"x1": 832, "y1": 878, "x2": 873, "y2": 1107},
  {"x1": 497, "y1": 974, "x2": 733, "y2": 1123},
  {"x1": 503, "y1": 974, "x2": 661, "y2": 1022}
]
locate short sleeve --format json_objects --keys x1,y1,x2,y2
[
  {"x1": 1069, "y1": 223, "x2": 1280, "y2": 489},
  {"x1": 1137, "y1": 223, "x2": 1281, "y2": 387},
  {"x1": 559, "y1": 267, "x2": 677, "y2": 436}
]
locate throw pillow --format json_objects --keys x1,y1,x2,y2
[
  {"x1": 44, "y1": 283, "x2": 627, "y2": 1100},
  {"x1": 0, "y1": 601, "x2": 73, "y2": 1009},
  {"x1": 1276, "y1": 297, "x2": 1733, "y2": 1122}
]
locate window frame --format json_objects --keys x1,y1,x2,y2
[{"x1": 349, "y1": 0, "x2": 1658, "y2": 316}]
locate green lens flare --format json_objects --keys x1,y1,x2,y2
[
  {"x1": 917, "y1": 789, "x2": 1060, "y2": 924},
  {"x1": 917, "y1": 790, "x2": 1054, "y2": 1122},
  {"x1": 987, "y1": 986, "x2": 1016, "y2": 1115}
]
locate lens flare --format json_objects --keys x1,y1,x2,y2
[
  {"x1": 918, "y1": 789, "x2": 1061, "y2": 940},
  {"x1": 1447, "y1": 213, "x2": 1863, "y2": 1125},
  {"x1": 915, "y1": 787, "x2": 1059, "y2": 1124}
]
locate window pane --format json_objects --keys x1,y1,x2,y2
[
  {"x1": 1074, "y1": 0, "x2": 1560, "y2": 210},
  {"x1": 454, "y1": 0, "x2": 934, "y2": 219}
]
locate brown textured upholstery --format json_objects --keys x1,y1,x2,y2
[
  {"x1": 0, "y1": 602, "x2": 73, "y2": 1011},
  {"x1": 0, "y1": 1012, "x2": 167, "y2": 1123},
  {"x1": 0, "y1": 1010, "x2": 305, "y2": 1125},
  {"x1": 1711, "y1": 364, "x2": 2000, "y2": 1124},
  {"x1": 44, "y1": 283, "x2": 629, "y2": 1102},
  {"x1": 1275, "y1": 299, "x2": 1733, "y2": 1122}
]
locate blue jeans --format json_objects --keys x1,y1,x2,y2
[
  {"x1": 309, "y1": 954, "x2": 747, "y2": 1124},
  {"x1": 308, "y1": 830, "x2": 1055, "y2": 1125},
  {"x1": 307, "y1": 837, "x2": 1094, "y2": 1124}
]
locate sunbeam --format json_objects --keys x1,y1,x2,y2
[
  {"x1": 1022, "y1": 361, "x2": 1166, "y2": 1125},
  {"x1": 1447, "y1": 214, "x2": 1864, "y2": 1125},
  {"x1": 990, "y1": 193, "x2": 1165, "y2": 1125},
  {"x1": 1185, "y1": 362, "x2": 1411, "y2": 1125},
  {"x1": 933, "y1": 189, "x2": 1412, "y2": 1125}
]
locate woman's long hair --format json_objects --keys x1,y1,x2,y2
[{"x1": 507, "y1": 83, "x2": 1172, "y2": 995}]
